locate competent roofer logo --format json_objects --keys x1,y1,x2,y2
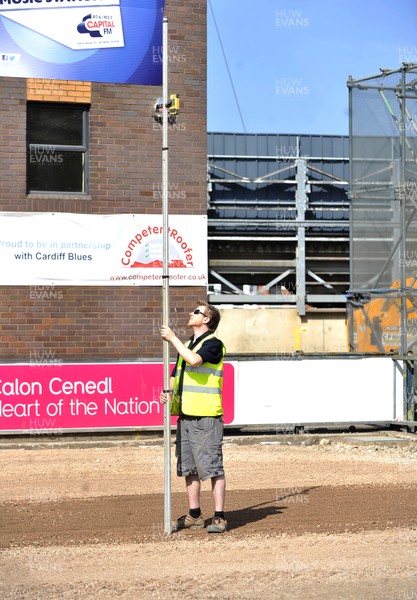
[
  {"x1": 121, "y1": 226, "x2": 195, "y2": 269},
  {"x1": 77, "y1": 14, "x2": 116, "y2": 39}
]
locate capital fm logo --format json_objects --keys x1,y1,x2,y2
[{"x1": 77, "y1": 14, "x2": 116, "y2": 38}]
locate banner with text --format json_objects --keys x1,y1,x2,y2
[
  {"x1": 0, "y1": 212, "x2": 207, "y2": 286},
  {"x1": 0, "y1": 0, "x2": 164, "y2": 85},
  {"x1": 0, "y1": 362, "x2": 235, "y2": 433}
]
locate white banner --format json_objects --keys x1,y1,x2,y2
[{"x1": 0, "y1": 213, "x2": 208, "y2": 286}]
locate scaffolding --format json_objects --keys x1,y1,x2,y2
[
  {"x1": 207, "y1": 133, "x2": 350, "y2": 315},
  {"x1": 347, "y1": 63, "x2": 417, "y2": 421}
]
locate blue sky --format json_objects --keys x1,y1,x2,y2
[{"x1": 207, "y1": 0, "x2": 417, "y2": 135}]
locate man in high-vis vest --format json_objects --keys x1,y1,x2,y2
[{"x1": 160, "y1": 301, "x2": 227, "y2": 533}]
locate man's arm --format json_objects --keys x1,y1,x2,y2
[{"x1": 160, "y1": 326, "x2": 203, "y2": 367}]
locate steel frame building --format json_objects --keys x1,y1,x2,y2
[{"x1": 207, "y1": 132, "x2": 350, "y2": 315}]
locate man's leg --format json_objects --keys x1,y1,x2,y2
[
  {"x1": 172, "y1": 473, "x2": 204, "y2": 531},
  {"x1": 173, "y1": 421, "x2": 204, "y2": 531},
  {"x1": 186, "y1": 473, "x2": 201, "y2": 510},
  {"x1": 208, "y1": 474, "x2": 227, "y2": 533},
  {"x1": 211, "y1": 474, "x2": 226, "y2": 511}
]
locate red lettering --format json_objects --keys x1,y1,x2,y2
[{"x1": 86, "y1": 20, "x2": 114, "y2": 30}]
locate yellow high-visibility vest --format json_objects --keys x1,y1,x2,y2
[{"x1": 172, "y1": 333, "x2": 225, "y2": 417}]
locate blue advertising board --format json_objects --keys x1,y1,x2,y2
[{"x1": 0, "y1": 0, "x2": 164, "y2": 85}]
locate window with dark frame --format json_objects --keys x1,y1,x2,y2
[{"x1": 27, "y1": 102, "x2": 89, "y2": 194}]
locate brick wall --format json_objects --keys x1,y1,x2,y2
[
  {"x1": 0, "y1": 0, "x2": 207, "y2": 362},
  {"x1": 26, "y1": 79, "x2": 92, "y2": 104}
]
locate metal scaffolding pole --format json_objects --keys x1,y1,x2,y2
[
  {"x1": 161, "y1": 15, "x2": 172, "y2": 536},
  {"x1": 295, "y1": 157, "x2": 308, "y2": 316}
]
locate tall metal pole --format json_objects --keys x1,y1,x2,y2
[
  {"x1": 400, "y1": 66, "x2": 407, "y2": 362},
  {"x1": 399, "y1": 66, "x2": 408, "y2": 420},
  {"x1": 295, "y1": 154, "x2": 307, "y2": 317},
  {"x1": 162, "y1": 15, "x2": 172, "y2": 535}
]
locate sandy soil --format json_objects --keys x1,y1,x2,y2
[{"x1": 1, "y1": 430, "x2": 417, "y2": 599}]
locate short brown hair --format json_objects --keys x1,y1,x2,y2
[{"x1": 198, "y1": 300, "x2": 221, "y2": 332}]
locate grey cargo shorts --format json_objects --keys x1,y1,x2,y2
[{"x1": 175, "y1": 415, "x2": 224, "y2": 481}]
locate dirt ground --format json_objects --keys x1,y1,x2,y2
[{"x1": 1, "y1": 429, "x2": 417, "y2": 600}]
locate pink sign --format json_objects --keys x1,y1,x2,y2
[{"x1": 0, "y1": 363, "x2": 235, "y2": 433}]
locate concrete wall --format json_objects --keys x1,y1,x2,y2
[{"x1": 216, "y1": 307, "x2": 348, "y2": 354}]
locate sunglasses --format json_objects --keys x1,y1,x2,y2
[{"x1": 193, "y1": 309, "x2": 208, "y2": 317}]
